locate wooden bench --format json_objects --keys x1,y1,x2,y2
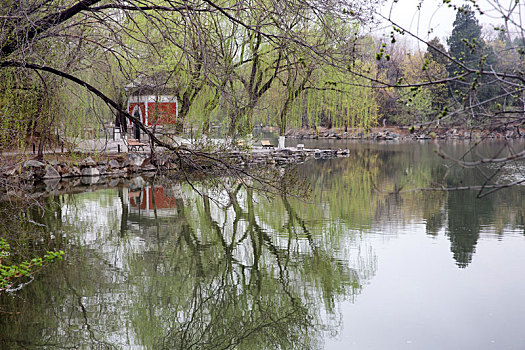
[
  {"x1": 127, "y1": 138, "x2": 147, "y2": 152},
  {"x1": 261, "y1": 139, "x2": 274, "y2": 149}
]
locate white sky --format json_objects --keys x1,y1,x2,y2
[{"x1": 378, "y1": 0, "x2": 525, "y2": 47}]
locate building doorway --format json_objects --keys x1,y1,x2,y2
[{"x1": 132, "y1": 107, "x2": 141, "y2": 140}]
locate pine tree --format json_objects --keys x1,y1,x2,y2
[
  {"x1": 446, "y1": 5, "x2": 499, "y2": 118},
  {"x1": 447, "y1": 6, "x2": 483, "y2": 68},
  {"x1": 446, "y1": 6, "x2": 483, "y2": 97}
]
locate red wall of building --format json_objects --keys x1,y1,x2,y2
[
  {"x1": 129, "y1": 187, "x2": 178, "y2": 210},
  {"x1": 148, "y1": 102, "x2": 177, "y2": 125},
  {"x1": 128, "y1": 102, "x2": 177, "y2": 126}
]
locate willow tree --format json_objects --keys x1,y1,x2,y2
[
  {"x1": 0, "y1": 0, "x2": 382, "y2": 151},
  {"x1": 210, "y1": 0, "x2": 380, "y2": 138},
  {"x1": 0, "y1": 68, "x2": 50, "y2": 154},
  {"x1": 397, "y1": 52, "x2": 447, "y2": 124}
]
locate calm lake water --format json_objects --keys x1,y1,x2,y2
[{"x1": 2, "y1": 140, "x2": 525, "y2": 349}]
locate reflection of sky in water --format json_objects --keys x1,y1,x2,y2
[
  {"x1": 327, "y1": 221, "x2": 525, "y2": 349},
  {"x1": 61, "y1": 191, "x2": 147, "y2": 271}
]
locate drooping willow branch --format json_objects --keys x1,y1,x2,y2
[
  {"x1": 0, "y1": 60, "x2": 175, "y2": 149},
  {"x1": 0, "y1": 61, "x2": 298, "y2": 195}
]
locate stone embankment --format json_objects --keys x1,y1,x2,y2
[
  {"x1": 0, "y1": 146, "x2": 349, "y2": 193},
  {"x1": 286, "y1": 127, "x2": 525, "y2": 140}
]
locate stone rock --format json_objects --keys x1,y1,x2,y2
[
  {"x1": 141, "y1": 164, "x2": 157, "y2": 172},
  {"x1": 81, "y1": 167, "x2": 100, "y2": 177},
  {"x1": 71, "y1": 178, "x2": 82, "y2": 187},
  {"x1": 96, "y1": 165, "x2": 108, "y2": 174},
  {"x1": 81, "y1": 176, "x2": 100, "y2": 185},
  {"x1": 108, "y1": 159, "x2": 120, "y2": 168},
  {"x1": 130, "y1": 176, "x2": 146, "y2": 190},
  {"x1": 43, "y1": 165, "x2": 61, "y2": 179},
  {"x1": 24, "y1": 160, "x2": 45, "y2": 168},
  {"x1": 61, "y1": 165, "x2": 81, "y2": 178},
  {"x1": 140, "y1": 157, "x2": 152, "y2": 167},
  {"x1": 44, "y1": 178, "x2": 60, "y2": 191},
  {"x1": 109, "y1": 169, "x2": 127, "y2": 176},
  {"x1": 80, "y1": 157, "x2": 96, "y2": 167},
  {"x1": 278, "y1": 148, "x2": 293, "y2": 155},
  {"x1": 128, "y1": 153, "x2": 145, "y2": 167},
  {"x1": 108, "y1": 179, "x2": 120, "y2": 187}
]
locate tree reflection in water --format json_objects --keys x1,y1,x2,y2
[
  {"x1": 301, "y1": 143, "x2": 525, "y2": 269},
  {"x1": 0, "y1": 178, "x2": 374, "y2": 349},
  {"x1": 3, "y1": 141, "x2": 525, "y2": 348}
]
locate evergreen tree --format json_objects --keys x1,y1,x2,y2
[
  {"x1": 446, "y1": 6, "x2": 483, "y2": 98},
  {"x1": 446, "y1": 5, "x2": 499, "y2": 119}
]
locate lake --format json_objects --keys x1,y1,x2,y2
[{"x1": 1, "y1": 140, "x2": 525, "y2": 349}]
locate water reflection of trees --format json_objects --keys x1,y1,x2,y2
[
  {"x1": 0, "y1": 181, "x2": 376, "y2": 349},
  {"x1": 3, "y1": 142, "x2": 525, "y2": 347},
  {"x1": 0, "y1": 196, "x2": 66, "y2": 348},
  {"x1": 131, "y1": 183, "x2": 369, "y2": 349},
  {"x1": 298, "y1": 144, "x2": 525, "y2": 268}
]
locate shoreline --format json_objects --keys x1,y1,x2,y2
[
  {"x1": 2, "y1": 131, "x2": 524, "y2": 199},
  {"x1": 0, "y1": 146, "x2": 349, "y2": 199},
  {"x1": 283, "y1": 126, "x2": 525, "y2": 140}
]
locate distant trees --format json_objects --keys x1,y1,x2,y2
[
  {"x1": 446, "y1": 5, "x2": 484, "y2": 88},
  {"x1": 374, "y1": 2, "x2": 525, "y2": 132},
  {"x1": 398, "y1": 53, "x2": 443, "y2": 123}
]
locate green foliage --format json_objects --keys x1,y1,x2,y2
[
  {"x1": 0, "y1": 237, "x2": 64, "y2": 293},
  {"x1": 251, "y1": 61, "x2": 379, "y2": 133},
  {"x1": 0, "y1": 69, "x2": 46, "y2": 150},
  {"x1": 425, "y1": 37, "x2": 448, "y2": 66},
  {"x1": 395, "y1": 53, "x2": 447, "y2": 123}
]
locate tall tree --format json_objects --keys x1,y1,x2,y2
[
  {"x1": 446, "y1": 6, "x2": 483, "y2": 97},
  {"x1": 446, "y1": 5, "x2": 499, "y2": 120},
  {"x1": 425, "y1": 37, "x2": 448, "y2": 67}
]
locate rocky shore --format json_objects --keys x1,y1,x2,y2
[
  {"x1": 0, "y1": 146, "x2": 350, "y2": 197},
  {"x1": 4, "y1": 125, "x2": 522, "y2": 197},
  {"x1": 285, "y1": 126, "x2": 525, "y2": 140}
]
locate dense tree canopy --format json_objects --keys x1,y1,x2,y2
[{"x1": 0, "y1": 0, "x2": 383, "y2": 152}]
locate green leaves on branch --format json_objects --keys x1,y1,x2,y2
[{"x1": 0, "y1": 238, "x2": 64, "y2": 293}]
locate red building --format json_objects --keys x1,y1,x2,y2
[
  {"x1": 125, "y1": 82, "x2": 178, "y2": 140},
  {"x1": 128, "y1": 186, "x2": 178, "y2": 211}
]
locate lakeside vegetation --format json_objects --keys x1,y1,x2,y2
[{"x1": 1, "y1": 1, "x2": 524, "y2": 155}]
